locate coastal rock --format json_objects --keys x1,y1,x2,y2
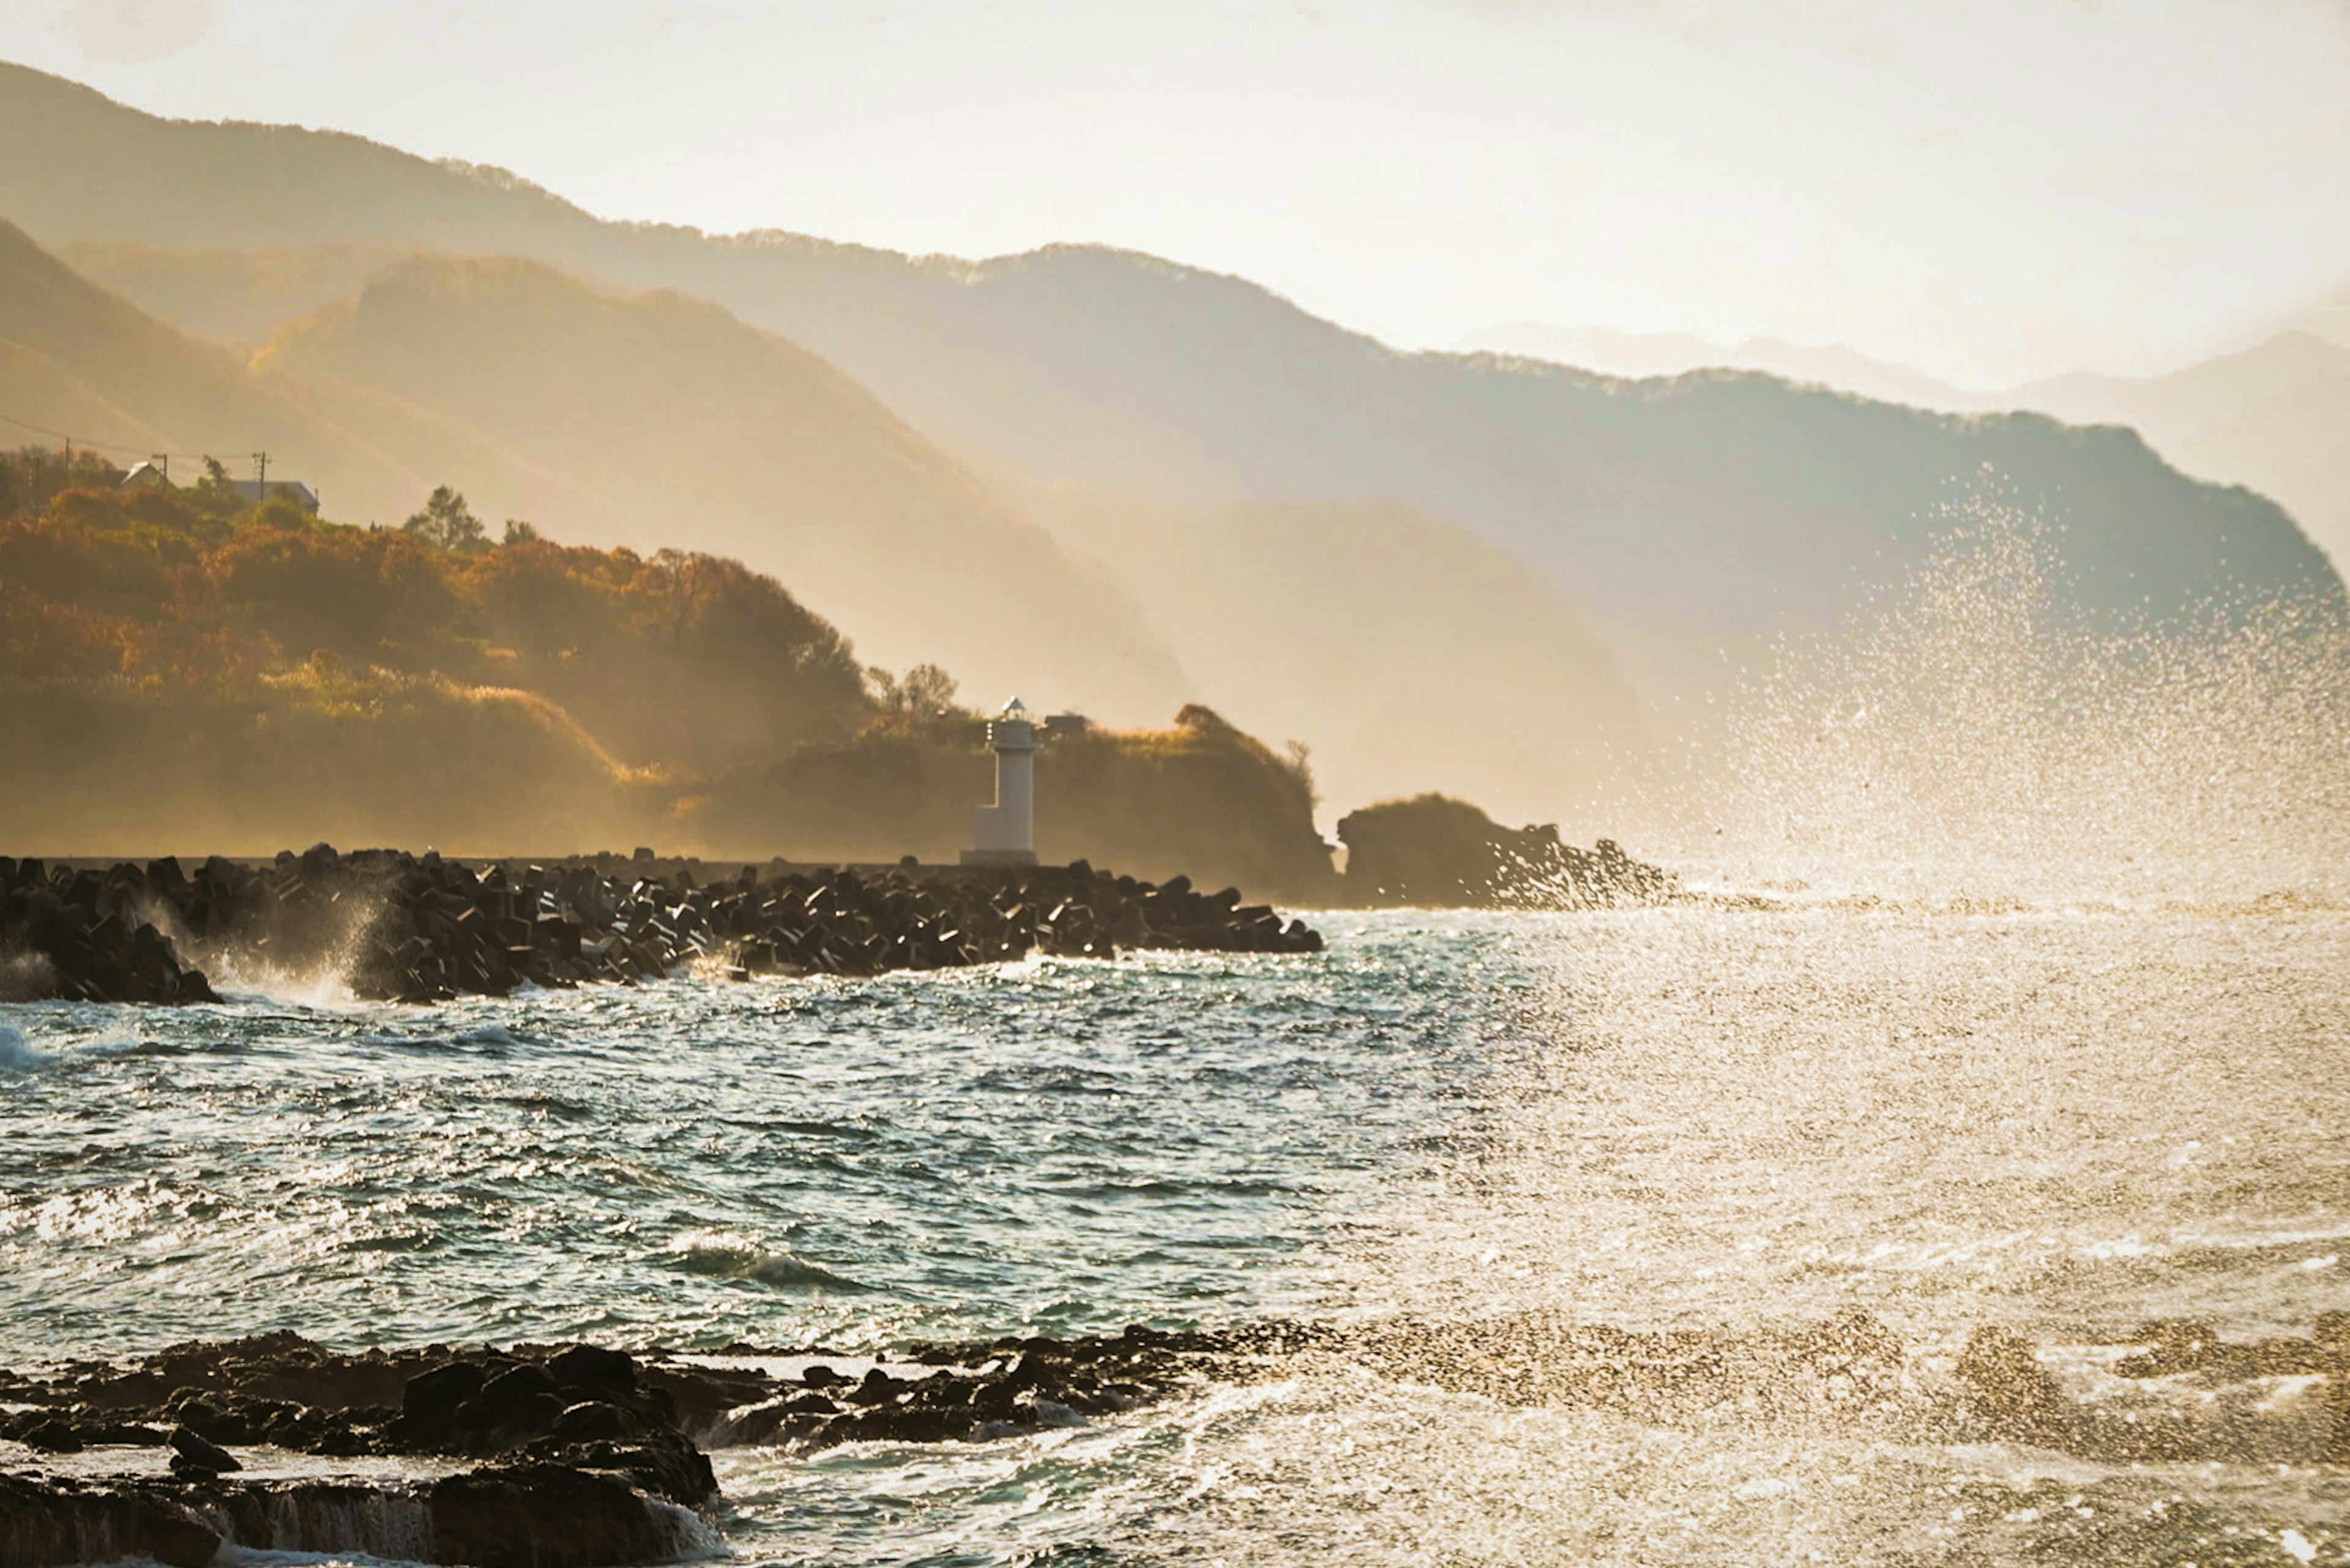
[
  {"x1": 0, "y1": 1474, "x2": 222, "y2": 1568},
  {"x1": 1335, "y1": 794, "x2": 1673, "y2": 908},
  {"x1": 428, "y1": 1465, "x2": 684, "y2": 1568},
  {"x1": 0, "y1": 1467, "x2": 697, "y2": 1568},
  {"x1": 168, "y1": 1425, "x2": 240, "y2": 1473}
]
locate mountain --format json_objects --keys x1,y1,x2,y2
[
  {"x1": 250, "y1": 253, "x2": 1191, "y2": 717},
  {"x1": 1457, "y1": 319, "x2": 2350, "y2": 577},
  {"x1": 1453, "y1": 323, "x2": 1982, "y2": 412},
  {"x1": 2013, "y1": 334, "x2": 2350, "y2": 574},
  {"x1": 0, "y1": 214, "x2": 1190, "y2": 719},
  {"x1": 1, "y1": 59, "x2": 2338, "y2": 752},
  {"x1": 58, "y1": 239, "x2": 416, "y2": 348},
  {"x1": 0, "y1": 214, "x2": 436, "y2": 506},
  {"x1": 0, "y1": 473, "x2": 1334, "y2": 893}
]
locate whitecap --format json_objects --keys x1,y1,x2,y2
[
  {"x1": 662, "y1": 1229, "x2": 868, "y2": 1292},
  {"x1": 0, "y1": 1023, "x2": 53, "y2": 1072}
]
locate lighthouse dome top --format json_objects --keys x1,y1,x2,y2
[{"x1": 999, "y1": 697, "x2": 1029, "y2": 719}]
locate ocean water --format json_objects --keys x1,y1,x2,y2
[
  {"x1": 0, "y1": 929, "x2": 1536, "y2": 1363},
  {"x1": 6, "y1": 894, "x2": 2349, "y2": 1564},
  {"x1": 8, "y1": 510, "x2": 2350, "y2": 1564}
]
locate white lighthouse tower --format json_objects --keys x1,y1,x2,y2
[{"x1": 962, "y1": 698, "x2": 1040, "y2": 867}]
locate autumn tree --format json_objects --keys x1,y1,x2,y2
[
  {"x1": 191, "y1": 457, "x2": 247, "y2": 517},
  {"x1": 403, "y1": 485, "x2": 486, "y2": 550}
]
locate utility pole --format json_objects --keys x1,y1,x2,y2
[{"x1": 253, "y1": 451, "x2": 269, "y2": 502}]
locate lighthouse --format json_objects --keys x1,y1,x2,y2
[{"x1": 961, "y1": 698, "x2": 1040, "y2": 867}]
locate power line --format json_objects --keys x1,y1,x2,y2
[{"x1": 0, "y1": 409, "x2": 229, "y2": 466}]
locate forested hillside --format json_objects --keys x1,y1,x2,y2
[{"x1": 0, "y1": 474, "x2": 1331, "y2": 895}]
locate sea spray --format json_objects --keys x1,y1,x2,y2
[{"x1": 1631, "y1": 495, "x2": 2350, "y2": 903}]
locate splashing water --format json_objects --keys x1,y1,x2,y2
[
  {"x1": 1134, "y1": 501, "x2": 2350, "y2": 1564},
  {"x1": 1637, "y1": 498, "x2": 2350, "y2": 903}
]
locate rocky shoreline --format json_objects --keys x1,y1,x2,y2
[
  {"x1": 0, "y1": 847, "x2": 1324, "y2": 1006},
  {"x1": 3, "y1": 1316, "x2": 2343, "y2": 1568},
  {"x1": 0, "y1": 1326, "x2": 1300, "y2": 1568}
]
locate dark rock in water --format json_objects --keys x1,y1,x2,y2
[
  {"x1": 512, "y1": 1391, "x2": 566, "y2": 1436},
  {"x1": 403, "y1": 1360, "x2": 488, "y2": 1426},
  {"x1": 480, "y1": 1362, "x2": 561, "y2": 1414},
  {"x1": 1335, "y1": 793, "x2": 1674, "y2": 908},
  {"x1": 428, "y1": 1465, "x2": 681, "y2": 1568},
  {"x1": 550, "y1": 1343, "x2": 638, "y2": 1398},
  {"x1": 0, "y1": 1464, "x2": 695, "y2": 1568},
  {"x1": 168, "y1": 1425, "x2": 241, "y2": 1473},
  {"x1": 550, "y1": 1400, "x2": 635, "y2": 1440},
  {"x1": 21, "y1": 1417, "x2": 83, "y2": 1454},
  {"x1": 0, "y1": 1473, "x2": 223, "y2": 1568},
  {"x1": 827, "y1": 1405, "x2": 973, "y2": 1446},
  {"x1": 0, "y1": 848, "x2": 1325, "y2": 1005}
]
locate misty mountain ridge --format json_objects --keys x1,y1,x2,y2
[
  {"x1": 1007, "y1": 488, "x2": 1651, "y2": 826},
  {"x1": 1, "y1": 58, "x2": 2341, "y2": 835},
  {"x1": 1453, "y1": 323, "x2": 1987, "y2": 413},
  {"x1": 250, "y1": 250, "x2": 1196, "y2": 719},
  {"x1": 1461, "y1": 314, "x2": 2350, "y2": 576},
  {"x1": 0, "y1": 218, "x2": 1196, "y2": 722}
]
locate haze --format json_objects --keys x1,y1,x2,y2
[{"x1": 8, "y1": 0, "x2": 2350, "y2": 387}]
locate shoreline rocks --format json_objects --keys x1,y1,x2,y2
[
  {"x1": 0, "y1": 848, "x2": 1322, "y2": 1006},
  {"x1": 0, "y1": 1326, "x2": 1278, "y2": 1568},
  {"x1": 6, "y1": 1315, "x2": 2347, "y2": 1567}
]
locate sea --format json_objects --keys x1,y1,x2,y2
[{"x1": 6, "y1": 513, "x2": 2350, "y2": 1565}]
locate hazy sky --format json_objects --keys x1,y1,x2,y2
[{"x1": 6, "y1": 0, "x2": 2348, "y2": 383}]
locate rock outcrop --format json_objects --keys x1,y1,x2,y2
[{"x1": 1335, "y1": 793, "x2": 1674, "y2": 908}]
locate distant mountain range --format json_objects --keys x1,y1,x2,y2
[
  {"x1": 2015, "y1": 334, "x2": 2350, "y2": 578},
  {"x1": 1461, "y1": 316, "x2": 2350, "y2": 577},
  {"x1": 1, "y1": 59, "x2": 2340, "y2": 831}
]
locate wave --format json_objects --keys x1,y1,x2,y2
[
  {"x1": 661, "y1": 1230, "x2": 869, "y2": 1292},
  {"x1": 0, "y1": 1023, "x2": 54, "y2": 1072}
]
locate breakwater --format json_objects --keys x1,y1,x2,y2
[{"x1": 0, "y1": 847, "x2": 1323, "y2": 1006}]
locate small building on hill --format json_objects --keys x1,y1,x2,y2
[
  {"x1": 119, "y1": 460, "x2": 172, "y2": 490},
  {"x1": 231, "y1": 478, "x2": 321, "y2": 513}
]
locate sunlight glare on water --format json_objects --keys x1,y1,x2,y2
[{"x1": 1144, "y1": 504, "x2": 2350, "y2": 1566}]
